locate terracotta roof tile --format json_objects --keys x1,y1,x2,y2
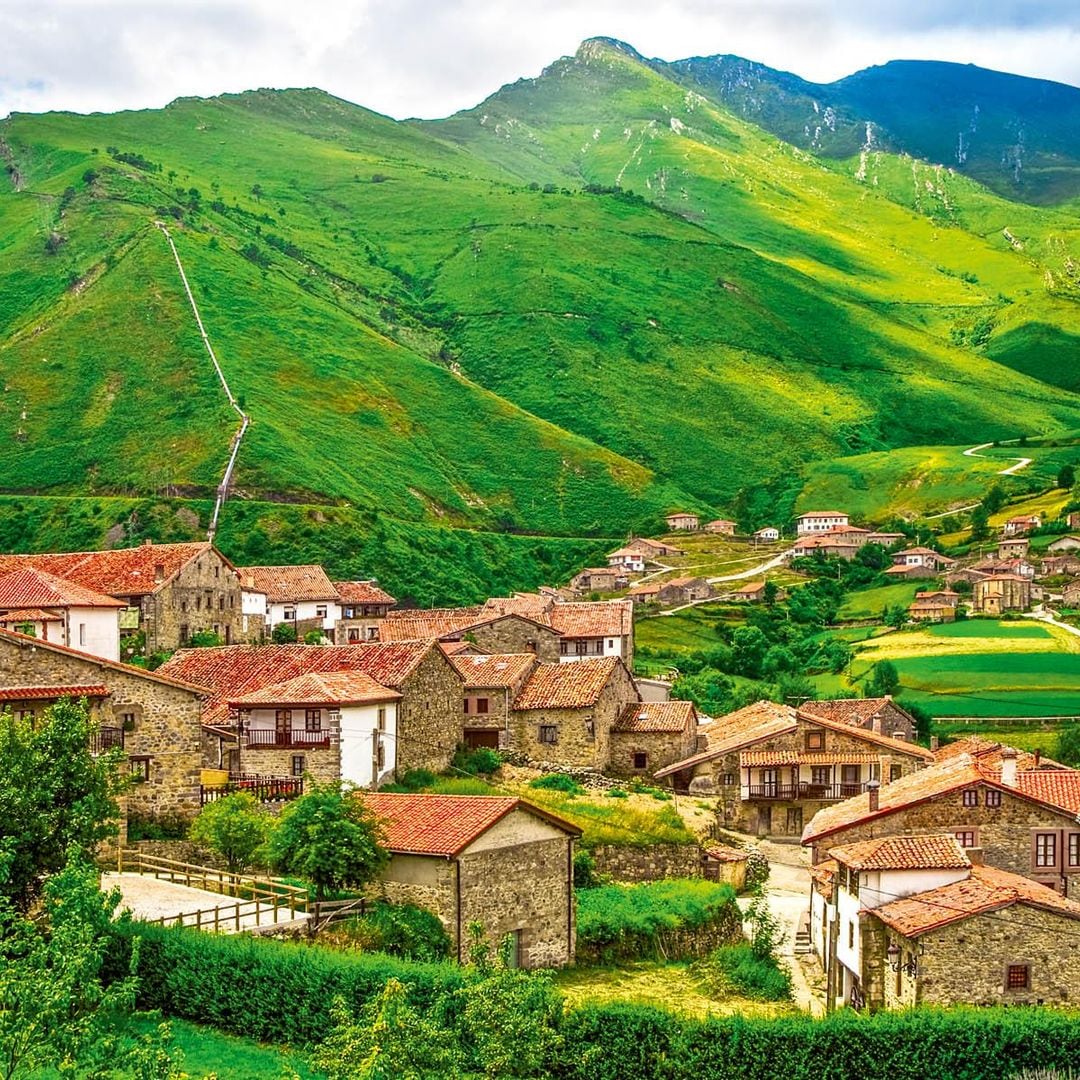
[
  {"x1": 798, "y1": 698, "x2": 910, "y2": 731},
  {"x1": 230, "y1": 670, "x2": 400, "y2": 707},
  {"x1": 0, "y1": 567, "x2": 125, "y2": 609},
  {"x1": 159, "y1": 642, "x2": 441, "y2": 725},
  {"x1": 484, "y1": 594, "x2": 555, "y2": 621},
  {"x1": 550, "y1": 601, "x2": 632, "y2": 639},
  {"x1": 237, "y1": 565, "x2": 338, "y2": 603},
  {"x1": 614, "y1": 701, "x2": 696, "y2": 733},
  {"x1": 0, "y1": 683, "x2": 109, "y2": 701},
  {"x1": 334, "y1": 580, "x2": 396, "y2": 606},
  {"x1": 357, "y1": 792, "x2": 579, "y2": 856},
  {"x1": 810, "y1": 859, "x2": 838, "y2": 902},
  {"x1": 870, "y1": 864, "x2": 1080, "y2": 937},
  {"x1": 450, "y1": 653, "x2": 537, "y2": 689},
  {"x1": 0, "y1": 608, "x2": 64, "y2": 622},
  {"x1": 513, "y1": 657, "x2": 622, "y2": 710},
  {"x1": 740, "y1": 750, "x2": 882, "y2": 766},
  {"x1": 378, "y1": 610, "x2": 487, "y2": 640},
  {"x1": 829, "y1": 834, "x2": 970, "y2": 871}
]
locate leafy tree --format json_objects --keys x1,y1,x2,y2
[
  {"x1": 0, "y1": 699, "x2": 125, "y2": 909},
  {"x1": 775, "y1": 673, "x2": 817, "y2": 705},
  {"x1": 882, "y1": 604, "x2": 908, "y2": 629},
  {"x1": 250, "y1": 183, "x2": 263, "y2": 202},
  {"x1": 1054, "y1": 723, "x2": 1080, "y2": 768},
  {"x1": 187, "y1": 629, "x2": 223, "y2": 648},
  {"x1": 984, "y1": 483, "x2": 1007, "y2": 514},
  {"x1": 1058, "y1": 464, "x2": 1076, "y2": 490},
  {"x1": 762, "y1": 645, "x2": 796, "y2": 677},
  {"x1": 762, "y1": 580, "x2": 779, "y2": 607},
  {"x1": 969, "y1": 504, "x2": 990, "y2": 541},
  {"x1": 189, "y1": 793, "x2": 271, "y2": 874},
  {"x1": 865, "y1": 660, "x2": 901, "y2": 698},
  {"x1": 731, "y1": 625, "x2": 769, "y2": 679},
  {"x1": 272, "y1": 622, "x2": 298, "y2": 644},
  {"x1": 267, "y1": 783, "x2": 388, "y2": 901},
  {"x1": 303, "y1": 629, "x2": 325, "y2": 645}
]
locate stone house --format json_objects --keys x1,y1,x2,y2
[
  {"x1": 800, "y1": 697, "x2": 918, "y2": 742},
  {"x1": 627, "y1": 583, "x2": 662, "y2": 605},
  {"x1": 160, "y1": 641, "x2": 465, "y2": 779},
  {"x1": 0, "y1": 541, "x2": 251, "y2": 654},
  {"x1": 451, "y1": 653, "x2": 538, "y2": 750},
  {"x1": 333, "y1": 580, "x2": 396, "y2": 644},
  {"x1": 654, "y1": 700, "x2": 932, "y2": 838},
  {"x1": 865, "y1": 532, "x2": 905, "y2": 548},
  {"x1": 727, "y1": 580, "x2": 785, "y2": 603},
  {"x1": 666, "y1": 512, "x2": 700, "y2": 531},
  {"x1": 998, "y1": 538, "x2": 1030, "y2": 559},
  {"x1": 238, "y1": 565, "x2": 341, "y2": 639},
  {"x1": 972, "y1": 556, "x2": 1035, "y2": 579},
  {"x1": 0, "y1": 566, "x2": 124, "y2": 661},
  {"x1": 510, "y1": 656, "x2": 639, "y2": 769},
  {"x1": 802, "y1": 749, "x2": 1080, "y2": 899},
  {"x1": 791, "y1": 534, "x2": 862, "y2": 561},
  {"x1": 1048, "y1": 535, "x2": 1080, "y2": 553},
  {"x1": 609, "y1": 700, "x2": 700, "y2": 777},
  {"x1": 360, "y1": 792, "x2": 580, "y2": 967},
  {"x1": 945, "y1": 567, "x2": 988, "y2": 587},
  {"x1": 227, "y1": 671, "x2": 401, "y2": 788},
  {"x1": 551, "y1": 601, "x2": 635, "y2": 668},
  {"x1": 810, "y1": 834, "x2": 1080, "y2": 1012},
  {"x1": 705, "y1": 519, "x2": 737, "y2": 536},
  {"x1": 568, "y1": 568, "x2": 626, "y2": 594},
  {"x1": 1039, "y1": 555, "x2": 1080, "y2": 578},
  {"x1": 907, "y1": 598, "x2": 956, "y2": 623},
  {"x1": 380, "y1": 609, "x2": 563, "y2": 662},
  {"x1": 0, "y1": 627, "x2": 207, "y2": 818},
  {"x1": 1069, "y1": 513, "x2": 1080, "y2": 530},
  {"x1": 1065, "y1": 580, "x2": 1080, "y2": 607},
  {"x1": 884, "y1": 548, "x2": 956, "y2": 579},
  {"x1": 657, "y1": 577, "x2": 711, "y2": 604},
  {"x1": 972, "y1": 573, "x2": 1031, "y2": 614},
  {"x1": 796, "y1": 511, "x2": 851, "y2": 536},
  {"x1": 621, "y1": 537, "x2": 683, "y2": 558},
  {"x1": 1003, "y1": 515, "x2": 1041, "y2": 537}
]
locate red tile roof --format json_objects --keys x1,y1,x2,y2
[
  {"x1": 237, "y1": 565, "x2": 338, "y2": 603},
  {"x1": 800, "y1": 711, "x2": 932, "y2": 760},
  {"x1": 334, "y1": 580, "x2": 396, "y2": 606},
  {"x1": 829, "y1": 834, "x2": 970, "y2": 871},
  {"x1": 870, "y1": 864, "x2": 1080, "y2": 937},
  {"x1": 378, "y1": 610, "x2": 488, "y2": 641},
  {"x1": 159, "y1": 642, "x2": 441, "y2": 725},
  {"x1": 450, "y1": 653, "x2": 537, "y2": 689},
  {"x1": 357, "y1": 793, "x2": 580, "y2": 856},
  {"x1": 230, "y1": 670, "x2": 401, "y2": 707},
  {"x1": 549, "y1": 601, "x2": 632, "y2": 639},
  {"x1": 614, "y1": 701, "x2": 696, "y2": 733},
  {"x1": 798, "y1": 697, "x2": 910, "y2": 731},
  {"x1": 0, "y1": 683, "x2": 109, "y2": 701},
  {"x1": 0, "y1": 567, "x2": 125, "y2": 609},
  {"x1": 932, "y1": 736, "x2": 1061, "y2": 771},
  {"x1": 810, "y1": 859, "x2": 838, "y2": 902},
  {"x1": 0, "y1": 542, "x2": 213, "y2": 597},
  {"x1": 513, "y1": 657, "x2": 622, "y2": 710},
  {"x1": 740, "y1": 750, "x2": 883, "y2": 767},
  {"x1": 0, "y1": 608, "x2": 64, "y2": 622},
  {"x1": 798, "y1": 511, "x2": 849, "y2": 518},
  {"x1": 484, "y1": 594, "x2": 555, "y2": 621}
]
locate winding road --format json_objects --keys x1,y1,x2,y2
[{"x1": 963, "y1": 441, "x2": 1033, "y2": 476}]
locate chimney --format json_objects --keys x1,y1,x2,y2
[
  {"x1": 966, "y1": 847, "x2": 984, "y2": 865},
  {"x1": 1034, "y1": 749, "x2": 1041, "y2": 768},
  {"x1": 143, "y1": 538, "x2": 152, "y2": 546},
  {"x1": 930, "y1": 735, "x2": 940, "y2": 752},
  {"x1": 872, "y1": 714, "x2": 882, "y2": 734},
  {"x1": 1001, "y1": 747, "x2": 1018, "y2": 787},
  {"x1": 154, "y1": 563, "x2": 165, "y2": 584},
  {"x1": 867, "y1": 779, "x2": 880, "y2": 811}
]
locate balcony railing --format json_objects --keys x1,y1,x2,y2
[
  {"x1": 245, "y1": 728, "x2": 331, "y2": 749},
  {"x1": 201, "y1": 774, "x2": 304, "y2": 806},
  {"x1": 744, "y1": 782, "x2": 865, "y2": 802},
  {"x1": 90, "y1": 726, "x2": 124, "y2": 754}
]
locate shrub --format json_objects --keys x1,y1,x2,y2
[
  {"x1": 271, "y1": 622, "x2": 298, "y2": 644},
  {"x1": 303, "y1": 629, "x2": 324, "y2": 645},
  {"x1": 606, "y1": 787, "x2": 628, "y2": 799},
  {"x1": 188, "y1": 793, "x2": 272, "y2": 874},
  {"x1": 701, "y1": 943, "x2": 792, "y2": 1000},
  {"x1": 187, "y1": 630, "x2": 223, "y2": 648},
  {"x1": 336, "y1": 901, "x2": 452, "y2": 962},
  {"x1": 529, "y1": 773, "x2": 584, "y2": 795},
  {"x1": 126, "y1": 812, "x2": 189, "y2": 842},
  {"x1": 379, "y1": 768, "x2": 436, "y2": 793},
  {"x1": 452, "y1": 745, "x2": 502, "y2": 777},
  {"x1": 572, "y1": 850, "x2": 600, "y2": 889}
]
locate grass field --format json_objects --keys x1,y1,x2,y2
[{"x1": 837, "y1": 581, "x2": 922, "y2": 620}]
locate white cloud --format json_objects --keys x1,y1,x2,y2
[{"x1": 0, "y1": 0, "x2": 1077, "y2": 120}]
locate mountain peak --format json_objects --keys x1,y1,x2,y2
[{"x1": 574, "y1": 37, "x2": 646, "y2": 65}]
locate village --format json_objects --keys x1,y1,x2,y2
[{"x1": 5, "y1": 490, "x2": 1080, "y2": 1025}]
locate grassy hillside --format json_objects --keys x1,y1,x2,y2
[{"x1": 2, "y1": 40, "x2": 1080, "y2": 587}]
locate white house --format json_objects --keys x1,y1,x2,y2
[
  {"x1": 0, "y1": 566, "x2": 123, "y2": 662},
  {"x1": 1002, "y1": 515, "x2": 1041, "y2": 537},
  {"x1": 797, "y1": 511, "x2": 850, "y2": 536},
  {"x1": 229, "y1": 670, "x2": 402, "y2": 788},
  {"x1": 666, "y1": 512, "x2": 700, "y2": 531},
  {"x1": 606, "y1": 546, "x2": 647, "y2": 573},
  {"x1": 754, "y1": 527, "x2": 780, "y2": 542},
  {"x1": 237, "y1": 565, "x2": 341, "y2": 635},
  {"x1": 892, "y1": 547, "x2": 953, "y2": 569}
]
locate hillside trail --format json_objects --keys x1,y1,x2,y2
[
  {"x1": 963, "y1": 441, "x2": 1033, "y2": 476},
  {"x1": 155, "y1": 222, "x2": 249, "y2": 541},
  {"x1": 656, "y1": 549, "x2": 793, "y2": 615}
]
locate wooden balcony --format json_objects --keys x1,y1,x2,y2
[
  {"x1": 244, "y1": 728, "x2": 330, "y2": 749},
  {"x1": 201, "y1": 774, "x2": 304, "y2": 805},
  {"x1": 90, "y1": 725, "x2": 124, "y2": 754},
  {"x1": 744, "y1": 782, "x2": 865, "y2": 802}
]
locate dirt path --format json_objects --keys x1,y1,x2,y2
[
  {"x1": 156, "y1": 222, "x2": 250, "y2": 540},
  {"x1": 963, "y1": 441, "x2": 1033, "y2": 476}
]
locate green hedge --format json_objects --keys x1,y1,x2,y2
[
  {"x1": 105, "y1": 922, "x2": 465, "y2": 1045},
  {"x1": 557, "y1": 1004, "x2": 1080, "y2": 1080}
]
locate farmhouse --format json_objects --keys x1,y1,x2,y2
[
  {"x1": 801, "y1": 749, "x2": 1080, "y2": 899},
  {"x1": 238, "y1": 565, "x2": 340, "y2": 640},
  {"x1": 1039, "y1": 555, "x2": 1080, "y2": 577},
  {"x1": 792, "y1": 534, "x2": 862, "y2": 561},
  {"x1": 727, "y1": 580, "x2": 784, "y2": 603},
  {"x1": 568, "y1": 567, "x2": 625, "y2": 594},
  {"x1": 810, "y1": 834, "x2": 1080, "y2": 1012},
  {"x1": 452, "y1": 652, "x2": 538, "y2": 750},
  {"x1": 801, "y1": 697, "x2": 918, "y2": 742},
  {"x1": 380, "y1": 608, "x2": 562, "y2": 662},
  {"x1": 666, "y1": 512, "x2": 700, "y2": 531},
  {"x1": 972, "y1": 556, "x2": 1035, "y2": 578},
  {"x1": 654, "y1": 700, "x2": 931, "y2": 838},
  {"x1": 705, "y1": 519, "x2": 737, "y2": 536},
  {"x1": 907, "y1": 598, "x2": 956, "y2": 623},
  {"x1": 1065, "y1": 581, "x2": 1080, "y2": 607},
  {"x1": 606, "y1": 546, "x2": 646, "y2": 573},
  {"x1": 972, "y1": 573, "x2": 1031, "y2": 615},
  {"x1": 0, "y1": 627, "x2": 206, "y2": 818},
  {"x1": 1048, "y1": 535, "x2": 1080, "y2": 554},
  {"x1": 551, "y1": 601, "x2": 634, "y2": 666},
  {"x1": 627, "y1": 582, "x2": 662, "y2": 605},
  {"x1": 1003, "y1": 515, "x2": 1041, "y2": 537},
  {"x1": 945, "y1": 567, "x2": 989, "y2": 587},
  {"x1": 626, "y1": 537, "x2": 684, "y2": 557},
  {"x1": 657, "y1": 577, "x2": 711, "y2": 604},
  {"x1": 865, "y1": 532, "x2": 905, "y2": 547},
  {"x1": 333, "y1": 580, "x2": 396, "y2": 644},
  {"x1": 998, "y1": 538, "x2": 1030, "y2": 559},
  {"x1": 609, "y1": 699, "x2": 700, "y2": 777},
  {"x1": 885, "y1": 548, "x2": 956, "y2": 578},
  {"x1": 796, "y1": 511, "x2": 850, "y2": 536},
  {"x1": 360, "y1": 792, "x2": 580, "y2": 967},
  {"x1": 754, "y1": 526, "x2": 780, "y2": 542}
]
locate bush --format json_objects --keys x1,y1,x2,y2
[
  {"x1": 573, "y1": 850, "x2": 600, "y2": 889},
  {"x1": 126, "y1": 812, "x2": 189, "y2": 842},
  {"x1": 271, "y1": 622, "x2": 298, "y2": 644},
  {"x1": 702, "y1": 943, "x2": 792, "y2": 1000},
  {"x1": 606, "y1": 788, "x2": 628, "y2": 799},
  {"x1": 452, "y1": 745, "x2": 502, "y2": 777},
  {"x1": 529, "y1": 773, "x2": 584, "y2": 795},
  {"x1": 379, "y1": 768, "x2": 436, "y2": 793},
  {"x1": 337, "y1": 901, "x2": 452, "y2": 962}
]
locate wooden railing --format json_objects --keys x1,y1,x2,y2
[
  {"x1": 200, "y1": 774, "x2": 303, "y2": 806},
  {"x1": 245, "y1": 728, "x2": 330, "y2": 749},
  {"x1": 744, "y1": 782, "x2": 865, "y2": 802},
  {"x1": 90, "y1": 725, "x2": 124, "y2": 754}
]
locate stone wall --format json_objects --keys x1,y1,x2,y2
[
  {"x1": 376, "y1": 852, "x2": 458, "y2": 940},
  {"x1": 240, "y1": 745, "x2": 341, "y2": 785},
  {"x1": 395, "y1": 647, "x2": 465, "y2": 775},
  {"x1": 468, "y1": 618, "x2": 561, "y2": 662},
  {"x1": 589, "y1": 842, "x2": 704, "y2": 883},
  {"x1": 609, "y1": 727, "x2": 696, "y2": 779},
  {"x1": 0, "y1": 633, "x2": 204, "y2": 817}
]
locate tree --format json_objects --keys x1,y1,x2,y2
[
  {"x1": 250, "y1": 183, "x2": 263, "y2": 203},
  {"x1": 0, "y1": 699, "x2": 125, "y2": 909},
  {"x1": 187, "y1": 629, "x2": 223, "y2": 648},
  {"x1": 731, "y1": 625, "x2": 769, "y2": 679},
  {"x1": 188, "y1": 793, "x2": 271, "y2": 874},
  {"x1": 865, "y1": 660, "x2": 900, "y2": 698},
  {"x1": 272, "y1": 622, "x2": 298, "y2": 644},
  {"x1": 1059, "y1": 464, "x2": 1077, "y2": 490},
  {"x1": 303, "y1": 629, "x2": 325, "y2": 645},
  {"x1": 267, "y1": 783, "x2": 388, "y2": 901},
  {"x1": 882, "y1": 604, "x2": 908, "y2": 630},
  {"x1": 969, "y1": 504, "x2": 990, "y2": 542},
  {"x1": 762, "y1": 580, "x2": 779, "y2": 607},
  {"x1": 1054, "y1": 723, "x2": 1080, "y2": 768},
  {"x1": 984, "y1": 483, "x2": 1007, "y2": 515}
]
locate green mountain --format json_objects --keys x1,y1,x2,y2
[{"x1": 1, "y1": 39, "x2": 1079, "y2": 600}]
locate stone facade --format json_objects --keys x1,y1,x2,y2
[
  {"x1": 608, "y1": 726, "x2": 699, "y2": 779},
  {"x1": 394, "y1": 646, "x2": 466, "y2": 775},
  {"x1": 808, "y1": 785, "x2": 1080, "y2": 899},
  {"x1": 0, "y1": 632, "x2": 205, "y2": 817},
  {"x1": 239, "y1": 744, "x2": 341, "y2": 786},
  {"x1": 376, "y1": 809, "x2": 576, "y2": 967},
  {"x1": 466, "y1": 617, "x2": 561, "y2": 662},
  {"x1": 589, "y1": 842, "x2": 705, "y2": 883}
]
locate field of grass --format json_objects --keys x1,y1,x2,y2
[
  {"x1": 933, "y1": 721, "x2": 1065, "y2": 755},
  {"x1": 837, "y1": 581, "x2": 922, "y2": 620}
]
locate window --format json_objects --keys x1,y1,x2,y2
[
  {"x1": 953, "y1": 829, "x2": 977, "y2": 849},
  {"x1": 305, "y1": 709, "x2": 322, "y2": 732},
  {"x1": 180, "y1": 624, "x2": 189, "y2": 644},
  {"x1": 344, "y1": 606, "x2": 355, "y2": 619},
  {"x1": 377, "y1": 741, "x2": 386, "y2": 769},
  {"x1": 348, "y1": 628, "x2": 360, "y2": 642},
  {"x1": 841, "y1": 765, "x2": 860, "y2": 786},
  {"x1": 276, "y1": 708, "x2": 293, "y2": 729},
  {"x1": 889, "y1": 764, "x2": 903, "y2": 782},
  {"x1": 129, "y1": 756, "x2": 151, "y2": 783},
  {"x1": 316, "y1": 605, "x2": 327, "y2": 618},
  {"x1": 848, "y1": 920, "x2": 854, "y2": 949},
  {"x1": 985, "y1": 789, "x2": 1002, "y2": 808},
  {"x1": 291, "y1": 755, "x2": 305, "y2": 777},
  {"x1": 849, "y1": 870, "x2": 859, "y2": 897},
  {"x1": 539, "y1": 725, "x2": 558, "y2": 744},
  {"x1": 805, "y1": 730, "x2": 825, "y2": 750},
  {"x1": 476, "y1": 697, "x2": 489, "y2": 715},
  {"x1": 463, "y1": 698, "x2": 470, "y2": 715},
  {"x1": 963, "y1": 789, "x2": 979, "y2": 808},
  {"x1": 575, "y1": 641, "x2": 588, "y2": 655},
  {"x1": 1070, "y1": 833, "x2": 1080, "y2": 869},
  {"x1": 1035, "y1": 832, "x2": 1058, "y2": 868},
  {"x1": 219, "y1": 596, "x2": 225, "y2": 610},
  {"x1": 1006, "y1": 964, "x2": 1030, "y2": 991},
  {"x1": 377, "y1": 707, "x2": 387, "y2": 732},
  {"x1": 121, "y1": 712, "x2": 136, "y2": 730},
  {"x1": 215, "y1": 565, "x2": 220, "y2": 579},
  {"x1": 811, "y1": 766, "x2": 831, "y2": 786},
  {"x1": 559, "y1": 641, "x2": 569, "y2": 656},
  {"x1": 196, "y1": 597, "x2": 202, "y2": 611},
  {"x1": 633, "y1": 751, "x2": 648, "y2": 769},
  {"x1": 608, "y1": 639, "x2": 615, "y2": 649},
  {"x1": 16, "y1": 709, "x2": 35, "y2": 723},
  {"x1": 284, "y1": 608, "x2": 296, "y2": 621},
  {"x1": 79, "y1": 623, "x2": 87, "y2": 646},
  {"x1": 868, "y1": 763, "x2": 880, "y2": 782},
  {"x1": 722, "y1": 772, "x2": 735, "y2": 786},
  {"x1": 181, "y1": 600, "x2": 187, "y2": 613}
]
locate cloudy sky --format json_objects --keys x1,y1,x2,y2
[{"x1": 2, "y1": 0, "x2": 1079, "y2": 120}]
